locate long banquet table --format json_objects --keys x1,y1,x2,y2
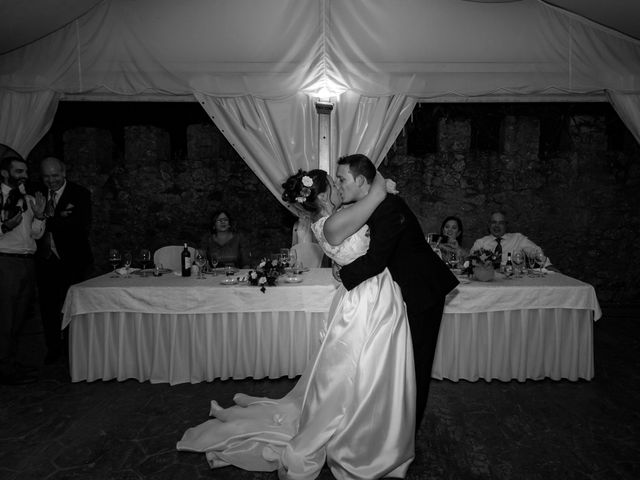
[{"x1": 62, "y1": 268, "x2": 601, "y2": 384}]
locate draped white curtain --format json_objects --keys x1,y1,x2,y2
[
  {"x1": 332, "y1": 92, "x2": 417, "y2": 170},
  {"x1": 606, "y1": 91, "x2": 640, "y2": 145},
  {"x1": 0, "y1": 90, "x2": 59, "y2": 158},
  {"x1": 195, "y1": 92, "x2": 318, "y2": 206},
  {"x1": 195, "y1": 90, "x2": 415, "y2": 206}
]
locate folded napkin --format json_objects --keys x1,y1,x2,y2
[{"x1": 116, "y1": 267, "x2": 139, "y2": 275}]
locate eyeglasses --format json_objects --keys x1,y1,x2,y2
[{"x1": 216, "y1": 218, "x2": 229, "y2": 223}]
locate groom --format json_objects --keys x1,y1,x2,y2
[{"x1": 335, "y1": 154, "x2": 459, "y2": 431}]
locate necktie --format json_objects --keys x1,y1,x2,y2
[
  {"x1": 41, "y1": 190, "x2": 57, "y2": 259},
  {"x1": 45, "y1": 190, "x2": 55, "y2": 218},
  {"x1": 493, "y1": 237, "x2": 503, "y2": 267}
]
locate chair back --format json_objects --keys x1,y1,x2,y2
[
  {"x1": 153, "y1": 245, "x2": 196, "y2": 272},
  {"x1": 290, "y1": 242, "x2": 324, "y2": 268}
]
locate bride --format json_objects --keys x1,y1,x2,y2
[{"x1": 177, "y1": 169, "x2": 416, "y2": 480}]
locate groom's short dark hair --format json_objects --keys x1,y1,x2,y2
[{"x1": 337, "y1": 154, "x2": 376, "y2": 184}]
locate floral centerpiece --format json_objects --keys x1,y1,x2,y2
[
  {"x1": 462, "y1": 248, "x2": 499, "y2": 281},
  {"x1": 248, "y1": 258, "x2": 286, "y2": 293}
]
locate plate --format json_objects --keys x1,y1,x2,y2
[
  {"x1": 289, "y1": 267, "x2": 310, "y2": 274},
  {"x1": 284, "y1": 276, "x2": 303, "y2": 283},
  {"x1": 220, "y1": 278, "x2": 238, "y2": 285},
  {"x1": 206, "y1": 267, "x2": 238, "y2": 275},
  {"x1": 132, "y1": 268, "x2": 172, "y2": 275}
]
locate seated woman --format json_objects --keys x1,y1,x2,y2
[
  {"x1": 438, "y1": 215, "x2": 468, "y2": 261},
  {"x1": 200, "y1": 210, "x2": 245, "y2": 268}
]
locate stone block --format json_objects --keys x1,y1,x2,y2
[
  {"x1": 500, "y1": 116, "x2": 539, "y2": 157},
  {"x1": 438, "y1": 118, "x2": 471, "y2": 153}
]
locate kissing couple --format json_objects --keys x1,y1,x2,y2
[{"x1": 178, "y1": 154, "x2": 459, "y2": 479}]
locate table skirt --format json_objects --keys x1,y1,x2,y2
[
  {"x1": 432, "y1": 308, "x2": 594, "y2": 382},
  {"x1": 69, "y1": 311, "x2": 326, "y2": 384},
  {"x1": 68, "y1": 307, "x2": 594, "y2": 384}
]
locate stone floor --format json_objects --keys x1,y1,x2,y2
[{"x1": 1, "y1": 313, "x2": 639, "y2": 480}]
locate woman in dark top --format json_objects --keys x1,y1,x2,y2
[
  {"x1": 200, "y1": 210, "x2": 245, "y2": 268},
  {"x1": 439, "y1": 215, "x2": 468, "y2": 260}
]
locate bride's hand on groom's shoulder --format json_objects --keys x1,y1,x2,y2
[{"x1": 385, "y1": 178, "x2": 398, "y2": 195}]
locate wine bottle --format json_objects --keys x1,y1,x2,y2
[
  {"x1": 181, "y1": 243, "x2": 192, "y2": 277},
  {"x1": 504, "y1": 252, "x2": 514, "y2": 277}
]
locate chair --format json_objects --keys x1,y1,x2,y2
[
  {"x1": 290, "y1": 242, "x2": 324, "y2": 268},
  {"x1": 153, "y1": 245, "x2": 196, "y2": 272}
]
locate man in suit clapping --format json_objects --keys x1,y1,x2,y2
[{"x1": 36, "y1": 157, "x2": 94, "y2": 364}]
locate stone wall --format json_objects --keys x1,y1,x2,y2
[
  {"x1": 27, "y1": 102, "x2": 294, "y2": 275},
  {"x1": 380, "y1": 103, "x2": 639, "y2": 305},
  {"x1": 26, "y1": 101, "x2": 639, "y2": 306}
]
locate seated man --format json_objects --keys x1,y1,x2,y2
[{"x1": 471, "y1": 211, "x2": 554, "y2": 269}]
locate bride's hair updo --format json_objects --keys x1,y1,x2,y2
[{"x1": 281, "y1": 169, "x2": 329, "y2": 212}]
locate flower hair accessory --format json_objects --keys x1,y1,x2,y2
[{"x1": 295, "y1": 175, "x2": 313, "y2": 203}]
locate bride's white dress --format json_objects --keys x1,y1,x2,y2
[{"x1": 177, "y1": 217, "x2": 416, "y2": 479}]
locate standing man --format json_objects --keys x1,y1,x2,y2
[
  {"x1": 0, "y1": 154, "x2": 47, "y2": 385},
  {"x1": 335, "y1": 154, "x2": 459, "y2": 431},
  {"x1": 37, "y1": 157, "x2": 93, "y2": 364}
]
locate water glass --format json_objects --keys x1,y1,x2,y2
[
  {"x1": 512, "y1": 251, "x2": 524, "y2": 277},
  {"x1": 535, "y1": 250, "x2": 547, "y2": 276},
  {"x1": 123, "y1": 251, "x2": 133, "y2": 277},
  {"x1": 210, "y1": 254, "x2": 219, "y2": 275},
  {"x1": 195, "y1": 250, "x2": 207, "y2": 279}
]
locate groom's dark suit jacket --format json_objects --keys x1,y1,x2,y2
[{"x1": 340, "y1": 194, "x2": 458, "y2": 340}]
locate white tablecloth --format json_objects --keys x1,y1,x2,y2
[
  {"x1": 434, "y1": 273, "x2": 601, "y2": 382},
  {"x1": 62, "y1": 269, "x2": 601, "y2": 384}
]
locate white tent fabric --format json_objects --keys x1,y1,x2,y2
[
  {"x1": 1, "y1": 0, "x2": 640, "y2": 184},
  {"x1": 0, "y1": 89, "x2": 59, "y2": 158},
  {"x1": 196, "y1": 92, "x2": 319, "y2": 203},
  {"x1": 332, "y1": 92, "x2": 417, "y2": 172},
  {"x1": 2, "y1": 0, "x2": 639, "y2": 98},
  {"x1": 606, "y1": 91, "x2": 640, "y2": 145}
]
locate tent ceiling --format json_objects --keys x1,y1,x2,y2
[
  {"x1": 0, "y1": 0, "x2": 639, "y2": 56},
  {"x1": 0, "y1": 0, "x2": 102, "y2": 55}
]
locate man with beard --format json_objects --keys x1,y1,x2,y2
[
  {"x1": 36, "y1": 157, "x2": 93, "y2": 364},
  {"x1": 0, "y1": 154, "x2": 47, "y2": 385}
]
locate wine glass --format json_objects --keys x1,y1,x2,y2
[
  {"x1": 535, "y1": 250, "x2": 547, "y2": 276},
  {"x1": 523, "y1": 248, "x2": 536, "y2": 275},
  {"x1": 139, "y1": 248, "x2": 151, "y2": 275},
  {"x1": 109, "y1": 249, "x2": 121, "y2": 277},
  {"x1": 512, "y1": 251, "x2": 524, "y2": 278},
  {"x1": 123, "y1": 251, "x2": 133, "y2": 277},
  {"x1": 448, "y1": 250, "x2": 459, "y2": 270},
  {"x1": 195, "y1": 249, "x2": 207, "y2": 279},
  {"x1": 210, "y1": 253, "x2": 219, "y2": 275},
  {"x1": 280, "y1": 248, "x2": 291, "y2": 267}
]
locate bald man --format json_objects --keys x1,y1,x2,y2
[{"x1": 36, "y1": 157, "x2": 93, "y2": 364}]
